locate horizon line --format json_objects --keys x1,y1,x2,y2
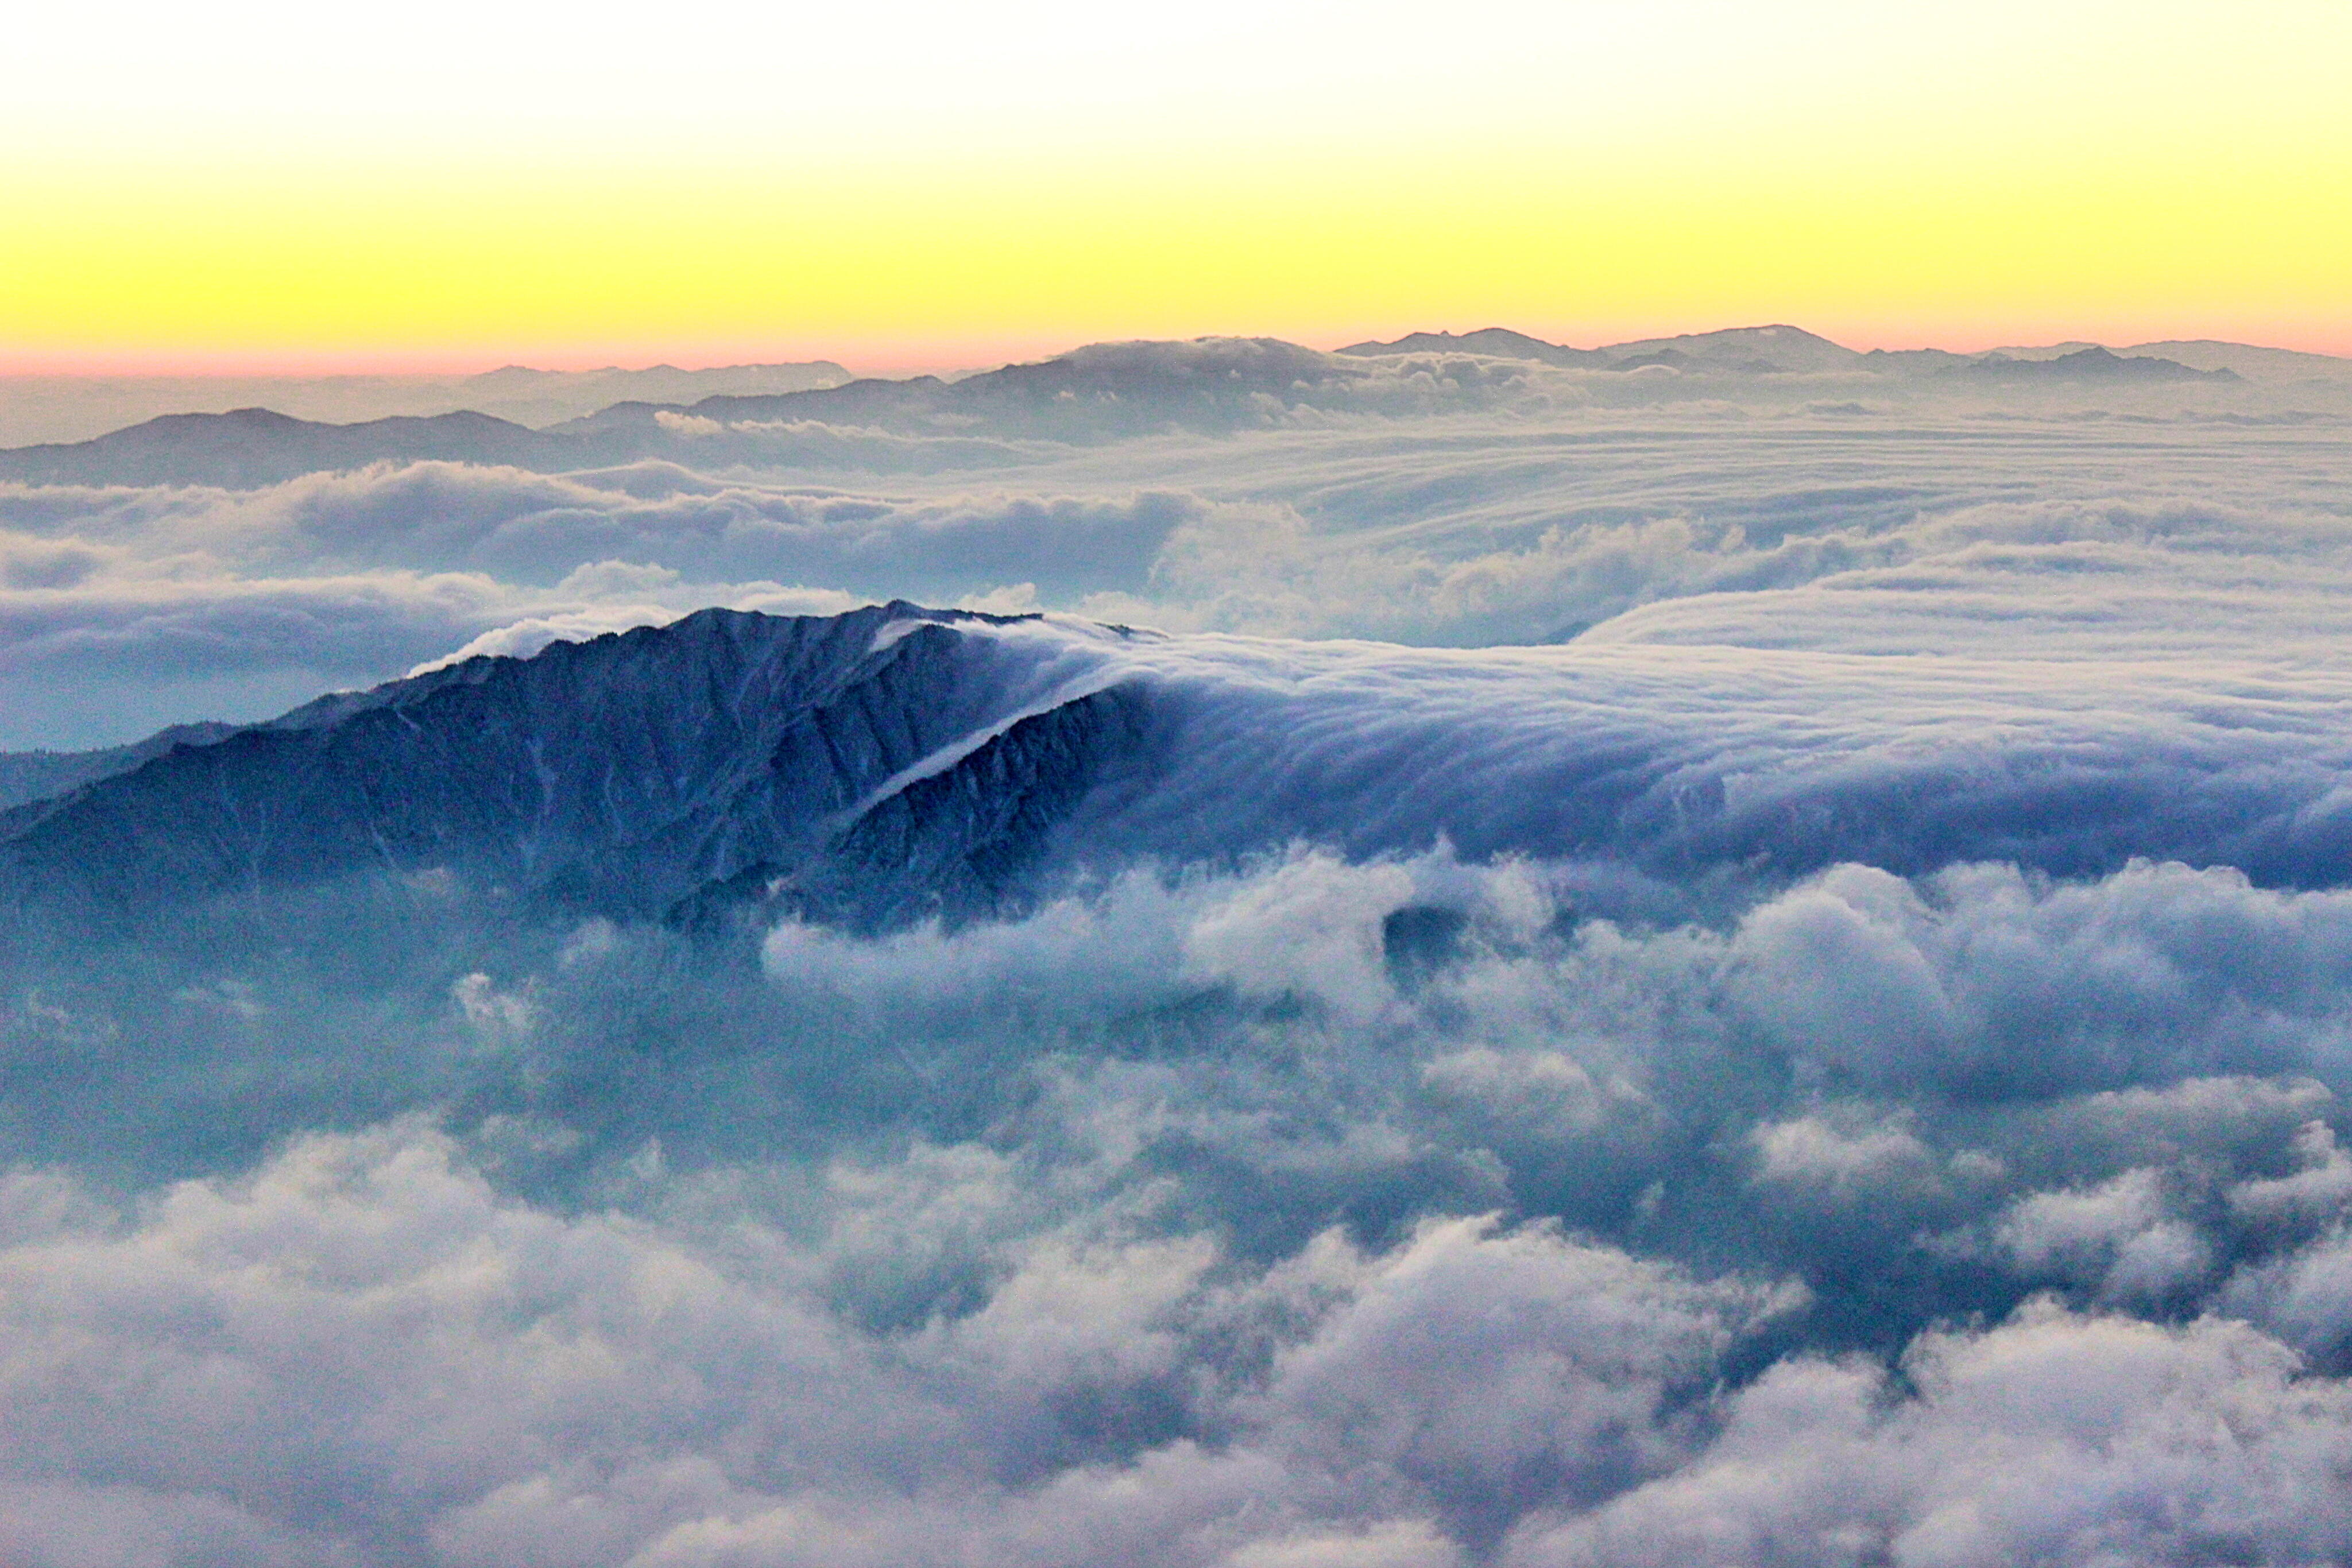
[{"x1": 5, "y1": 321, "x2": 2348, "y2": 381}]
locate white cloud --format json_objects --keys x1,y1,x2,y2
[
  {"x1": 6, "y1": 1110, "x2": 2352, "y2": 1566},
  {"x1": 9, "y1": 384, "x2": 2352, "y2": 752},
  {"x1": 0, "y1": 1122, "x2": 1784, "y2": 1566},
  {"x1": 1504, "y1": 1300, "x2": 2352, "y2": 1568},
  {"x1": 1750, "y1": 1114, "x2": 1940, "y2": 1195}
]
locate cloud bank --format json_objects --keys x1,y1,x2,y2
[
  {"x1": 4, "y1": 383, "x2": 2348, "y2": 749},
  {"x1": 11, "y1": 846, "x2": 2352, "y2": 1563}
]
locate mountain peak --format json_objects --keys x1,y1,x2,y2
[
  {"x1": 1595, "y1": 324, "x2": 1864, "y2": 373},
  {"x1": 1333, "y1": 328, "x2": 1610, "y2": 366}
]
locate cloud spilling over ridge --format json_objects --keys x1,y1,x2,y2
[
  {"x1": 17, "y1": 599, "x2": 2352, "y2": 940},
  {"x1": 1125, "y1": 491, "x2": 2352, "y2": 649}
]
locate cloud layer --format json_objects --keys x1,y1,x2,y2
[
  {"x1": 3, "y1": 350, "x2": 2349, "y2": 749},
  {"x1": 13, "y1": 847, "x2": 2352, "y2": 1563},
  {"x1": 6, "y1": 364, "x2": 2352, "y2": 1563}
]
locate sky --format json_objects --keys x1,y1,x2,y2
[{"x1": 4, "y1": 0, "x2": 2349, "y2": 373}]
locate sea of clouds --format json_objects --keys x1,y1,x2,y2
[
  {"x1": 5, "y1": 347, "x2": 2349, "y2": 748},
  {"x1": 4, "y1": 351, "x2": 2352, "y2": 1565}
]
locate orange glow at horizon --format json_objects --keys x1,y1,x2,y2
[
  {"x1": 5, "y1": 2, "x2": 2347, "y2": 375},
  {"x1": 6, "y1": 171, "x2": 2346, "y2": 375}
]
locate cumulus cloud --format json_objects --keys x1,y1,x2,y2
[
  {"x1": 1726, "y1": 860, "x2": 2352, "y2": 1092},
  {"x1": 7, "y1": 825, "x2": 2352, "y2": 1561},
  {"x1": 1503, "y1": 1302, "x2": 2352, "y2": 1568},
  {"x1": 2, "y1": 1098, "x2": 2350, "y2": 1566},
  {"x1": 1988, "y1": 1168, "x2": 2214, "y2": 1303},
  {"x1": 757, "y1": 848, "x2": 1546, "y2": 1035},
  {"x1": 0, "y1": 1120, "x2": 1789, "y2": 1568},
  {"x1": 1748, "y1": 1113, "x2": 1943, "y2": 1196}
]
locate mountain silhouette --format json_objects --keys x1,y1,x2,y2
[{"x1": 0, "y1": 407, "x2": 587, "y2": 487}]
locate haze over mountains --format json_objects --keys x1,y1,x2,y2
[
  {"x1": 4, "y1": 325, "x2": 2338, "y2": 490},
  {"x1": 0, "y1": 359, "x2": 853, "y2": 448}
]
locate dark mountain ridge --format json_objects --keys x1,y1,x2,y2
[
  {"x1": 0, "y1": 722, "x2": 239, "y2": 814},
  {"x1": 0, "y1": 603, "x2": 1140, "y2": 930}
]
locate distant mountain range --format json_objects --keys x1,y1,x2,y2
[
  {"x1": 1340, "y1": 323, "x2": 1876, "y2": 375},
  {"x1": 0, "y1": 361, "x2": 853, "y2": 448},
  {"x1": 1982, "y1": 339, "x2": 2352, "y2": 380},
  {"x1": 0, "y1": 407, "x2": 586, "y2": 487},
  {"x1": 442, "y1": 361, "x2": 854, "y2": 425},
  {"x1": 1339, "y1": 324, "x2": 2257, "y2": 382},
  {"x1": 0, "y1": 327, "x2": 2332, "y2": 488},
  {"x1": 1951, "y1": 346, "x2": 2237, "y2": 384},
  {"x1": 1330, "y1": 328, "x2": 1615, "y2": 367},
  {"x1": 0, "y1": 338, "x2": 1360, "y2": 485}
]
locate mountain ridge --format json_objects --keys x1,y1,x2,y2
[
  {"x1": 0, "y1": 603, "x2": 1146, "y2": 930},
  {"x1": 0, "y1": 329, "x2": 2330, "y2": 486},
  {"x1": 1952, "y1": 345, "x2": 2239, "y2": 384},
  {"x1": 0, "y1": 361, "x2": 853, "y2": 448},
  {"x1": 0, "y1": 406, "x2": 588, "y2": 487},
  {"x1": 16, "y1": 603, "x2": 2352, "y2": 936}
]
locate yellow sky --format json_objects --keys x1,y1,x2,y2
[{"x1": 5, "y1": 1, "x2": 2346, "y2": 372}]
